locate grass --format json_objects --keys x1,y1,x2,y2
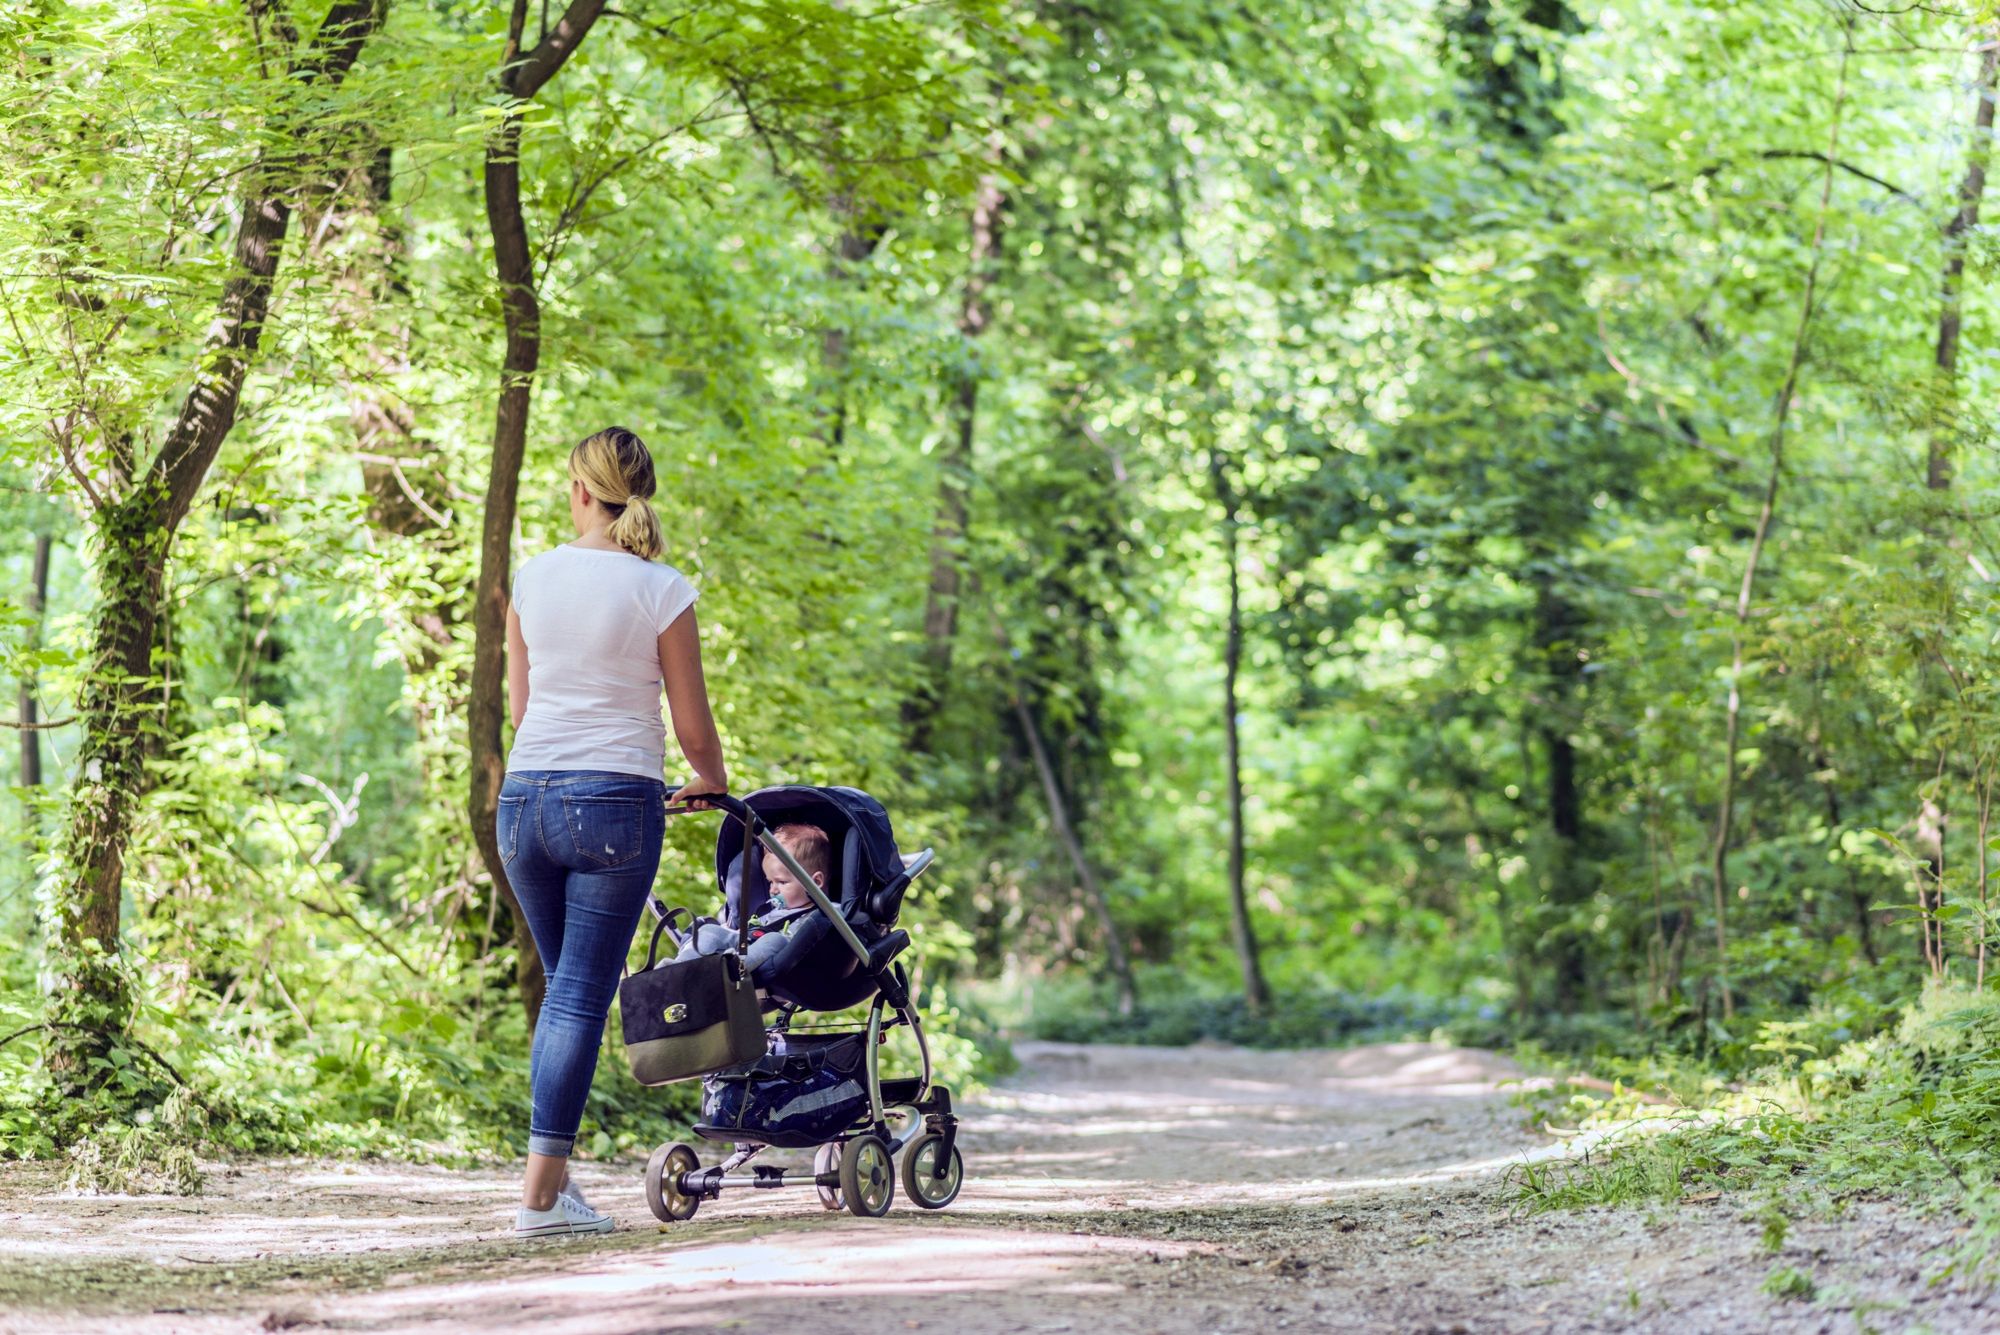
[{"x1": 1761, "y1": 1266, "x2": 1818, "y2": 1301}]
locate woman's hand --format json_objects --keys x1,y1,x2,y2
[{"x1": 670, "y1": 771, "x2": 728, "y2": 808}]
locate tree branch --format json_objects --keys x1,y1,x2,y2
[
  {"x1": 510, "y1": 0, "x2": 610, "y2": 100},
  {"x1": 1653, "y1": 149, "x2": 1917, "y2": 203}
]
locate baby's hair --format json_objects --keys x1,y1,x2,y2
[{"x1": 772, "y1": 823, "x2": 831, "y2": 881}]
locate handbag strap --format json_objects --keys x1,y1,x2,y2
[
  {"x1": 634, "y1": 814, "x2": 759, "y2": 972},
  {"x1": 643, "y1": 905, "x2": 692, "y2": 972},
  {"x1": 735, "y1": 811, "x2": 757, "y2": 955}
]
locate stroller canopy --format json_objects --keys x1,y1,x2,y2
[{"x1": 714, "y1": 785, "x2": 901, "y2": 928}]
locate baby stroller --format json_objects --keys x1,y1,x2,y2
[{"x1": 638, "y1": 786, "x2": 963, "y2": 1221}]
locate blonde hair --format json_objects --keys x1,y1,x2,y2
[{"x1": 568, "y1": 426, "x2": 663, "y2": 560}]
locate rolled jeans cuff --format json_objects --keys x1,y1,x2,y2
[{"x1": 528, "y1": 1131, "x2": 575, "y2": 1158}]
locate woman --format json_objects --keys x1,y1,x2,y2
[{"x1": 499, "y1": 425, "x2": 728, "y2": 1238}]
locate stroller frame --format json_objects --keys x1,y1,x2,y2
[{"x1": 640, "y1": 791, "x2": 961, "y2": 1221}]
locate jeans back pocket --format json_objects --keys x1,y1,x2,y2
[
  {"x1": 497, "y1": 794, "x2": 528, "y2": 863},
  {"x1": 563, "y1": 794, "x2": 646, "y2": 869}
]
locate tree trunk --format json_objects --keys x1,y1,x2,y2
[
  {"x1": 1213, "y1": 455, "x2": 1270, "y2": 1017},
  {"x1": 18, "y1": 533, "x2": 51, "y2": 788},
  {"x1": 907, "y1": 170, "x2": 1005, "y2": 754},
  {"x1": 816, "y1": 206, "x2": 885, "y2": 456},
  {"x1": 1009, "y1": 691, "x2": 1138, "y2": 1014},
  {"x1": 1925, "y1": 38, "x2": 1998, "y2": 492},
  {"x1": 466, "y1": 0, "x2": 610, "y2": 1025},
  {"x1": 316, "y1": 144, "x2": 456, "y2": 543},
  {"x1": 1533, "y1": 577, "x2": 1589, "y2": 1007},
  {"x1": 44, "y1": 0, "x2": 386, "y2": 1094},
  {"x1": 1913, "y1": 37, "x2": 1996, "y2": 977},
  {"x1": 1978, "y1": 758, "x2": 1993, "y2": 991}
]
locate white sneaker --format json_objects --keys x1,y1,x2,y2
[{"x1": 515, "y1": 1193, "x2": 615, "y2": 1238}]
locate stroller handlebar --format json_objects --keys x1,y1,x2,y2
[{"x1": 664, "y1": 790, "x2": 752, "y2": 822}]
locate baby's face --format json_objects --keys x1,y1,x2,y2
[{"x1": 763, "y1": 846, "x2": 819, "y2": 908}]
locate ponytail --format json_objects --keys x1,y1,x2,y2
[
  {"x1": 569, "y1": 426, "x2": 663, "y2": 560},
  {"x1": 606, "y1": 493, "x2": 664, "y2": 562}
]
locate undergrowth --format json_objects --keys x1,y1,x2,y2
[
  {"x1": 1, "y1": 979, "x2": 1002, "y2": 1195},
  {"x1": 1508, "y1": 984, "x2": 2000, "y2": 1289}
]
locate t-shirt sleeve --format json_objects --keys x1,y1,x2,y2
[
  {"x1": 510, "y1": 557, "x2": 531, "y2": 615},
  {"x1": 652, "y1": 568, "x2": 699, "y2": 634}
]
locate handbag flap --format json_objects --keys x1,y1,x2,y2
[{"x1": 619, "y1": 952, "x2": 748, "y2": 1046}]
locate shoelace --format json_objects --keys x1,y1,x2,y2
[{"x1": 561, "y1": 1194, "x2": 607, "y2": 1224}]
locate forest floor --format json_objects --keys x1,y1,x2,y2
[{"x1": 0, "y1": 1040, "x2": 1987, "y2": 1334}]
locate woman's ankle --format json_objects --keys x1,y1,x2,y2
[{"x1": 523, "y1": 1149, "x2": 571, "y2": 1211}]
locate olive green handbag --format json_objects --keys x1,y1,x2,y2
[{"x1": 618, "y1": 833, "x2": 766, "y2": 1085}]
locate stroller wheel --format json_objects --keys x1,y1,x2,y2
[
  {"x1": 646, "y1": 1142, "x2": 702, "y2": 1222},
  {"x1": 899, "y1": 1132, "x2": 963, "y2": 1209},
  {"x1": 813, "y1": 1141, "x2": 844, "y2": 1212},
  {"x1": 838, "y1": 1134, "x2": 895, "y2": 1218}
]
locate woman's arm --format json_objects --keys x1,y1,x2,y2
[
  {"x1": 506, "y1": 606, "x2": 530, "y2": 731},
  {"x1": 659, "y1": 607, "x2": 727, "y2": 800}
]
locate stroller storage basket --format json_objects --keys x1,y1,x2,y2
[{"x1": 701, "y1": 1031, "x2": 870, "y2": 1143}]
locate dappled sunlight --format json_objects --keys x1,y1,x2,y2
[
  {"x1": 0, "y1": 1206, "x2": 478, "y2": 1263},
  {"x1": 0, "y1": 1038, "x2": 1572, "y2": 1332},
  {"x1": 321, "y1": 1226, "x2": 1169, "y2": 1334},
  {"x1": 284, "y1": 1168, "x2": 519, "y2": 1194}
]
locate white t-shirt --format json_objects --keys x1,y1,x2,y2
[{"x1": 506, "y1": 545, "x2": 700, "y2": 780}]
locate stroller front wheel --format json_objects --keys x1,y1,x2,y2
[
  {"x1": 646, "y1": 1141, "x2": 702, "y2": 1222},
  {"x1": 814, "y1": 1141, "x2": 844, "y2": 1211},
  {"x1": 839, "y1": 1134, "x2": 895, "y2": 1218},
  {"x1": 899, "y1": 1132, "x2": 963, "y2": 1209}
]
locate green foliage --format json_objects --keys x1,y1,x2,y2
[
  {"x1": 1761, "y1": 1266, "x2": 1817, "y2": 1302},
  {"x1": 1512, "y1": 987, "x2": 2000, "y2": 1274}
]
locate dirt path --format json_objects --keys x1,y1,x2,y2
[{"x1": 0, "y1": 1041, "x2": 1984, "y2": 1333}]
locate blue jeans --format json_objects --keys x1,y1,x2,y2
[{"x1": 498, "y1": 770, "x2": 666, "y2": 1157}]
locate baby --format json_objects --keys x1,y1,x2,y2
[{"x1": 677, "y1": 823, "x2": 832, "y2": 972}]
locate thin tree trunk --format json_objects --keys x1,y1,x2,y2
[
  {"x1": 1212, "y1": 454, "x2": 1270, "y2": 1017},
  {"x1": 1009, "y1": 691, "x2": 1137, "y2": 1014},
  {"x1": 1813, "y1": 749, "x2": 1877, "y2": 966},
  {"x1": 908, "y1": 169, "x2": 1006, "y2": 754},
  {"x1": 817, "y1": 207, "x2": 885, "y2": 456},
  {"x1": 45, "y1": 0, "x2": 385, "y2": 1093},
  {"x1": 1646, "y1": 807, "x2": 1695, "y2": 1005},
  {"x1": 1534, "y1": 576, "x2": 1588, "y2": 1006},
  {"x1": 1707, "y1": 34, "x2": 1850, "y2": 1021},
  {"x1": 320, "y1": 144, "x2": 456, "y2": 542},
  {"x1": 1914, "y1": 37, "x2": 1996, "y2": 979},
  {"x1": 465, "y1": 0, "x2": 609, "y2": 1025},
  {"x1": 1977, "y1": 755, "x2": 1993, "y2": 990},
  {"x1": 1925, "y1": 37, "x2": 1999, "y2": 492},
  {"x1": 19, "y1": 533, "x2": 51, "y2": 788},
  {"x1": 1918, "y1": 785, "x2": 1947, "y2": 980}
]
